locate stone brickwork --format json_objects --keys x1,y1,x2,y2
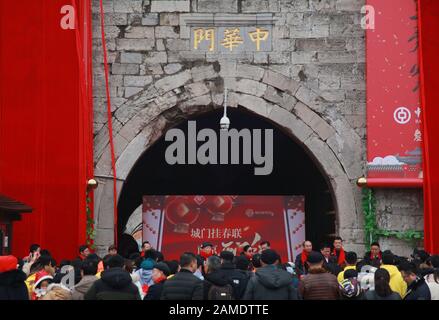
[{"x1": 91, "y1": 0, "x2": 423, "y2": 257}]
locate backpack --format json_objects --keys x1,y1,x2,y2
[{"x1": 207, "y1": 283, "x2": 234, "y2": 300}]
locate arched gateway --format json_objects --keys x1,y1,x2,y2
[{"x1": 93, "y1": 63, "x2": 362, "y2": 257}]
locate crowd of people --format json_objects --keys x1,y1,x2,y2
[{"x1": 0, "y1": 237, "x2": 438, "y2": 300}]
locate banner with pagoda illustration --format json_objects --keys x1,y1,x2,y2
[
  {"x1": 142, "y1": 195, "x2": 305, "y2": 262},
  {"x1": 366, "y1": 0, "x2": 423, "y2": 182}
]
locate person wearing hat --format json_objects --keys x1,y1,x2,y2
[
  {"x1": 339, "y1": 269, "x2": 362, "y2": 300},
  {"x1": 144, "y1": 262, "x2": 170, "y2": 300},
  {"x1": 200, "y1": 242, "x2": 215, "y2": 259},
  {"x1": 134, "y1": 249, "x2": 159, "y2": 295},
  {"x1": 298, "y1": 251, "x2": 340, "y2": 300},
  {"x1": 0, "y1": 255, "x2": 29, "y2": 300},
  {"x1": 32, "y1": 270, "x2": 54, "y2": 300},
  {"x1": 242, "y1": 249, "x2": 298, "y2": 300},
  {"x1": 25, "y1": 255, "x2": 56, "y2": 299}
]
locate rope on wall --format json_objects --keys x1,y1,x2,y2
[{"x1": 99, "y1": 0, "x2": 118, "y2": 245}]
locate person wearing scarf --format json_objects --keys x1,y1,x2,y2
[
  {"x1": 332, "y1": 237, "x2": 346, "y2": 267},
  {"x1": 143, "y1": 262, "x2": 170, "y2": 300},
  {"x1": 200, "y1": 242, "x2": 214, "y2": 259},
  {"x1": 135, "y1": 258, "x2": 155, "y2": 295},
  {"x1": 294, "y1": 240, "x2": 313, "y2": 277},
  {"x1": 363, "y1": 242, "x2": 382, "y2": 266}
]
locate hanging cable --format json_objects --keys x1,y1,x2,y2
[{"x1": 99, "y1": 0, "x2": 118, "y2": 246}]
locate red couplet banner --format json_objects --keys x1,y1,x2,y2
[
  {"x1": 418, "y1": 0, "x2": 439, "y2": 254},
  {"x1": 366, "y1": 0, "x2": 423, "y2": 186},
  {"x1": 0, "y1": 0, "x2": 94, "y2": 260},
  {"x1": 142, "y1": 196, "x2": 306, "y2": 262}
]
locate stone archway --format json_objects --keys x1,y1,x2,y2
[{"x1": 93, "y1": 63, "x2": 362, "y2": 256}]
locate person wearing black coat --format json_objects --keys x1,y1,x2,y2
[
  {"x1": 0, "y1": 256, "x2": 28, "y2": 300},
  {"x1": 294, "y1": 241, "x2": 313, "y2": 276},
  {"x1": 84, "y1": 255, "x2": 140, "y2": 300},
  {"x1": 218, "y1": 252, "x2": 250, "y2": 299},
  {"x1": 243, "y1": 250, "x2": 299, "y2": 300},
  {"x1": 161, "y1": 252, "x2": 203, "y2": 300},
  {"x1": 400, "y1": 262, "x2": 431, "y2": 300},
  {"x1": 363, "y1": 242, "x2": 382, "y2": 266},
  {"x1": 204, "y1": 256, "x2": 234, "y2": 299},
  {"x1": 144, "y1": 279, "x2": 165, "y2": 300},
  {"x1": 404, "y1": 276, "x2": 431, "y2": 300},
  {"x1": 320, "y1": 244, "x2": 342, "y2": 276}
]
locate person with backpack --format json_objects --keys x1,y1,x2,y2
[
  {"x1": 204, "y1": 256, "x2": 234, "y2": 300},
  {"x1": 243, "y1": 249, "x2": 299, "y2": 300},
  {"x1": 234, "y1": 255, "x2": 253, "y2": 289},
  {"x1": 217, "y1": 251, "x2": 248, "y2": 300}
]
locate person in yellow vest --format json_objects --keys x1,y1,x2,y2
[
  {"x1": 337, "y1": 251, "x2": 358, "y2": 284},
  {"x1": 380, "y1": 251, "x2": 407, "y2": 298}
]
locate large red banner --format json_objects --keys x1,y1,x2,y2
[
  {"x1": 0, "y1": 0, "x2": 94, "y2": 260},
  {"x1": 418, "y1": 0, "x2": 439, "y2": 254},
  {"x1": 366, "y1": 0, "x2": 422, "y2": 186},
  {"x1": 142, "y1": 196, "x2": 305, "y2": 262}
]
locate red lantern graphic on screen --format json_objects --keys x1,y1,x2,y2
[
  {"x1": 206, "y1": 196, "x2": 233, "y2": 222},
  {"x1": 165, "y1": 197, "x2": 200, "y2": 233}
]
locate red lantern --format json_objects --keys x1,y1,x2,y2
[
  {"x1": 165, "y1": 197, "x2": 200, "y2": 233},
  {"x1": 206, "y1": 195, "x2": 233, "y2": 222}
]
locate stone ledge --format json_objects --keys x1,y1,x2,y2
[
  {"x1": 150, "y1": 1, "x2": 191, "y2": 13},
  {"x1": 180, "y1": 13, "x2": 278, "y2": 27}
]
